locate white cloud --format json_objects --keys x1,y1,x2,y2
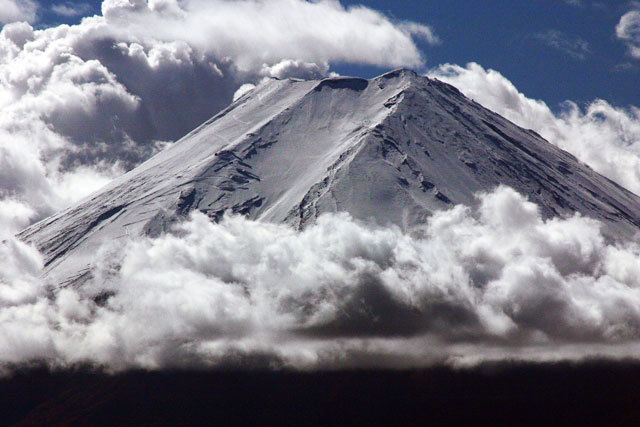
[
  {"x1": 617, "y1": 9, "x2": 640, "y2": 58},
  {"x1": 3, "y1": 187, "x2": 640, "y2": 371},
  {"x1": 0, "y1": 200, "x2": 36, "y2": 241},
  {"x1": 260, "y1": 59, "x2": 329, "y2": 79},
  {"x1": 0, "y1": 0, "x2": 37, "y2": 24},
  {"x1": 429, "y1": 62, "x2": 640, "y2": 195},
  {"x1": 399, "y1": 21, "x2": 440, "y2": 45},
  {"x1": 233, "y1": 83, "x2": 255, "y2": 101},
  {"x1": 51, "y1": 3, "x2": 94, "y2": 17},
  {"x1": 2, "y1": 1, "x2": 640, "y2": 372},
  {"x1": 0, "y1": 0, "x2": 438, "y2": 238},
  {"x1": 533, "y1": 30, "x2": 590, "y2": 60},
  {"x1": 99, "y1": 0, "x2": 437, "y2": 70}
]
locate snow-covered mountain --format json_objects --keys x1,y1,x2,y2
[{"x1": 18, "y1": 69, "x2": 640, "y2": 287}]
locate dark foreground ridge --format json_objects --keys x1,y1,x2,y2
[{"x1": 5, "y1": 361, "x2": 640, "y2": 426}]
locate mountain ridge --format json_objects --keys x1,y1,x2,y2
[{"x1": 17, "y1": 68, "x2": 640, "y2": 287}]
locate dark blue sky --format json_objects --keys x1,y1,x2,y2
[
  {"x1": 337, "y1": 0, "x2": 639, "y2": 112},
  {"x1": 33, "y1": 0, "x2": 640, "y2": 111}
]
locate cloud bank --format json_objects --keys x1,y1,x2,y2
[
  {"x1": 2, "y1": 1, "x2": 640, "y2": 373},
  {"x1": 0, "y1": 0, "x2": 437, "y2": 238},
  {"x1": 2, "y1": 187, "x2": 640, "y2": 371},
  {"x1": 429, "y1": 62, "x2": 640, "y2": 195}
]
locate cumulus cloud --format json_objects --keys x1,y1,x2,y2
[
  {"x1": 617, "y1": 9, "x2": 640, "y2": 59},
  {"x1": 429, "y1": 62, "x2": 640, "y2": 195},
  {"x1": 0, "y1": 0, "x2": 37, "y2": 24},
  {"x1": 98, "y1": 0, "x2": 436, "y2": 70},
  {"x1": 3, "y1": 1, "x2": 640, "y2": 372},
  {"x1": 0, "y1": 0, "x2": 438, "y2": 238},
  {"x1": 2, "y1": 187, "x2": 640, "y2": 371}
]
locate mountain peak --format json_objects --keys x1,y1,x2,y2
[
  {"x1": 18, "y1": 69, "x2": 640, "y2": 286},
  {"x1": 377, "y1": 67, "x2": 419, "y2": 79}
]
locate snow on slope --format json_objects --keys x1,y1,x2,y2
[{"x1": 17, "y1": 69, "x2": 640, "y2": 287}]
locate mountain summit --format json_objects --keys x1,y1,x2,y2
[{"x1": 18, "y1": 69, "x2": 640, "y2": 286}]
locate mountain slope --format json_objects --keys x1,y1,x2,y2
[{"x1": 18, "y1": 69, "x2": 640, "y2": 287}]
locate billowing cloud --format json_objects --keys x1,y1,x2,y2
[
  {"x1": 429, "y1": 62, "x2": 640, "y2": 195},
  {"x1": 0, "y1": 0, "x2": 37, "y2": 24},
  {"x1": 97, "y1": 0, "x2": 437, "y2": 70},
  {"x1": 0, "y1": 0, "x2": 438, "y2": 238},
  {"x1": 617, "y1": 9, "x2": 640, "y2": 58},
  {"x1": 3, "y1": 1, "x2": 640, "y2": 372},
  {"x1": 2, "y1": 187, "x2": 640, "y2": 371}
]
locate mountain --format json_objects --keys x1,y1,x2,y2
[{"x1": 17, "y1": 69, "x2": 640, "y2": 287}]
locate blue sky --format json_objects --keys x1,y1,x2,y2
[
  {"x1": 29, "y1": 0, "x2": 640, "y2": 111},
  {"x1": 338, "y1": 1, "x2": 639, "y2": 112}
]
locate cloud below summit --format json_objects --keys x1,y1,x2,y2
[
  {"x1": 3, "y1": 187, "x2": 640, "y2": 371},
  {"x1": 1, "y1": 1, "x2": 640, "y2": 372}
]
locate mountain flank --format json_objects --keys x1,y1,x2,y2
[{"x1": 18, "y1": 69, "x2": 640, "y2": 287}]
